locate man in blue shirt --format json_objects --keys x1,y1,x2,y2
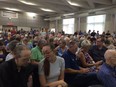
[
  {"x1": 89, "y1": 37, "x2": 107, "y2": 62},
  {"x1": 97, "y1": 49, "x2": 116, "y2": 87},
  {"x1": 62, "y1": 41, "x2": 100, "y2": 87}
]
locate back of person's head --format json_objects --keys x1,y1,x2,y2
[
  {"x1": 8, "y1": 40, "x2": 19, "y2": 52},
  {"x1": 38, "y1": 39, "x2": 47, "y2": 46}
]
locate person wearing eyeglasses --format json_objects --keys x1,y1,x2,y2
[
  {"x1": 97, "y1": 49, "x2": 116, "y2": 87},
  {"x1": 0, "y1": 44, "x2": 34, "y2": 87}
]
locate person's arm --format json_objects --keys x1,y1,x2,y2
[
  {"x1": 78, "y1": 52, "x2": 95, "y2": 67},
  {"x1": 65, "y1": 68, "x2": 89, "y2": 74},
  {"x1": 39, "y1": 74, "x2": 47, "y2": 87},
  {"x1": 39, "y1": 74, "x2": 67, "y2": 87},
  {"x1": 98, "y1": 71, "x2": 116, "y2": 87},
  {"x1": 58, "y1": 69, "x2": 64, "y2": 80}
]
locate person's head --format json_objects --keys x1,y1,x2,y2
[
  {"x1": 22, "y1": 38, "x2": 29, "y2": 45},
  {"x1": 0, "y1": 40, "x2": 4, "y2": 50},
  {"x1": 68, "y1": 40, "x2": 78, "y2": 54},
  {"x1": 42, "y1": 45, "x2": 55, "y2": 62},
  {"x1": 59, "y1": 40, "x2": 66, "y2": 48},
  {"x1": 7, "y1": 40, "x2": 19, "y2": 52},
  {"x1": 37, "y1": 39, "x2": 47, "y2": 49},
  {"x1": 96, "y1": 38, "x2": 104, "y2": 47},
  {"x1": 42, "y1": 45, "x2": 56, "y2": 77},
  {"x1": 104, "y1": 49, "x2": 116, "y2": 67},
  {"x1": 81, "y1": 39, "x2": 91, "y2": 51},
  {"x1": 13, "y1": 44, "x2": 31, "y2": 67}
]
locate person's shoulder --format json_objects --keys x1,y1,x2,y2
[
  {"x1": 56, "y1": 56, "x2": 64, "y2": 61},
  {"x1": 31, "y1": 46, "x2": 39, "y2": 52},
  {"x1": 0, "y1": 60, "x2": 11, "y2": 71},
  {"x1": 98, "y1": 64, "x2": 110, "y2": 75}
]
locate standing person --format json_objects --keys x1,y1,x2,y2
[
  {"x1": 0, "y1": 44, "x2": 34, "y2": 87},
  {"x1": 39, "y1": 45, "x2": 67, "y2": 87},
  {"x1": 97, "y1": 49, "x2": 116, "y2": 87}
]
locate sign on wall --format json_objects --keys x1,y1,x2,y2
[{"x1": 1, "y1": 11, "x2": 18, "y2": 18}]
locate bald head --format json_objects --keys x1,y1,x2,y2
[
  {"x1": 104, "y1": 50, "x2": 116, "y2": 59},
  {"x1": 104, "y1": 49, "x2": 116, "y2": 67}
]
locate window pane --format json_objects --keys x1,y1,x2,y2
[
  {"x1": 94, "y1": 15, "x2": 105, "y2": 23},
  {"x1": 63, "y1": 18, "x2": 74, "y2": 34},
  {"x1": 94, "y1": 24, "x2": 104, "y2": 34},
  {"x1": 87, "y1": 16, "x2": 94, "y2": 23},
  {"x1": 87, "y1": 24, "x2": 94, "y2": 32},
  {"x1": 86, "y1": 15, "x2": 106, "y2": 34}
]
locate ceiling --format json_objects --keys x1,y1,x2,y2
[{"x1": 0, "y1": 0, "x2": 116, "y2": 17}]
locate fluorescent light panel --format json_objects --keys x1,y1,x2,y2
[
  {"x1": 18, "y1": 0, "x2": 37, "y2": 5},
  {"x1": 40, "y1": 8, "x2": 55, "y2": 12},
  {"x1": 67, "y1": 0, "x2": 81, "y2": 6},
  {"x1": 4, "y1": 7, "x2": 21, "y2": 11},
  {"x1": 26, "y1": 12, "x2": 37, "y2": 17}
]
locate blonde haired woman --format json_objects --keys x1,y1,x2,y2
[{"x1": 77, "y1": 39, "x2": 102, "y2": 69}]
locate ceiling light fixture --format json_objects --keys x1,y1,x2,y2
[
  {"x1": 67, "y1": 0, "x2": 81, "y2": 6},
  {"x1": 26, "y1": 12, "x2": 37, "y2": 17},
  {"x1": 19, "y1": 0, "x2": 37, "y2": 5},
  {"x1": 4, "y1": 7, "x2": 21, "y2": 11},
  {"x1": 40, "y1": 8, "x2": 55, "y2": 12}
]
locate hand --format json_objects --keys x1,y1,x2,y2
[
  {"x1": 95, "y1": 60, "x2": 103, "y2": 66},
  {"x1": 59, "y1": 80, "x2": 68, "y2": 87},
  {"x1": 80, "y1": 68, "x2": 90, "y2": 73}
]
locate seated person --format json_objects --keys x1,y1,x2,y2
[
  {"x1": 5, "y1": 40, "x2": 19, "y2": 61},
  {"x1": 0, "y1": 41, "x2": 8, "y2": 63},
  {"x1": 39, "y1": 45, "x2": 67, "y2": 87},
  {"x1": 54, "y1": 40, "x2": 68, "y2": 57},
  {"x1": 0, "y1": 44, "x2": 34, "y2": 87},
  {"x1": 89, "y1": 37, "x2": 107, "y2": 62},
  {"x1": 62, "y1": 41, "x2": 101, "y2": 87},
  {"x1": 31, "y1": 39, "x2": 47, "y2": 64},
  {"x1": 77, "y1": 39, "x2": 102, "y2": 69},
  {"x1": 97, "y1": 49, "x2": 116, "y2": 87}
]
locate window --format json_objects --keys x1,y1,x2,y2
[
  {"x1": 63, "y1": 18, "x2": 74, "y2": 34},
  {"x1": 87, "y1": 15, "x2": 106, "y2": 34}
]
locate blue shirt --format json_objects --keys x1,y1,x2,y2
[
  {"x1": 57, "y1": 47, "x2": 67, "y2": 57},
  {"x1": 97, "y1": 63, "x2": 116, "y2": 87},
  {"x1": 62, "y1": 50, "x2": 80, "y2": 70},
  {"x1": 89, "y1": 45, "x2": 107, "y2": 62},
  {"x1": 62, "y1": 50, "x2": 80, "y2": 84}
]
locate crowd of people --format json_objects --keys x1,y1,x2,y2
[{"x1": 0, "y1": 28, "x2": 116, "y2": 87}]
